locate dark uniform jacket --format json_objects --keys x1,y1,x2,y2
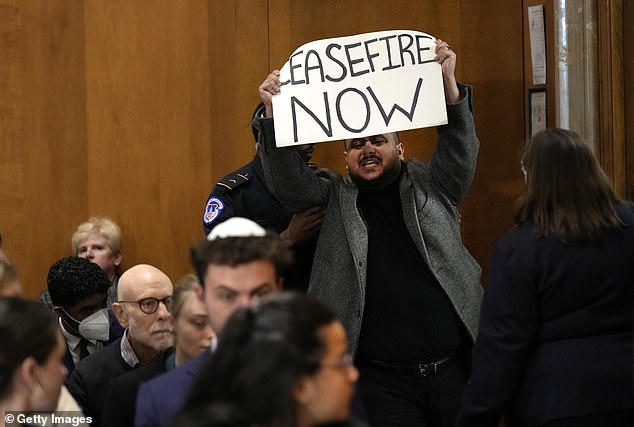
[
  {"x1": 457, "y1": 202, "x2": 634, "y2": 426},
  {"x1": 203, "y1": 156, "x2": 290, "y2": 235},
  {"x1": 202, "y1": 155, "x2": 318, "y2": 292}
]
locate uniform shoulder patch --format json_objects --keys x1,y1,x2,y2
[
  {"x1": 217, "y1": 168, "x2": 251, "y2": 191},
  {"x1": 203, "y1": 196, "x2": 225, "y2": 225}
]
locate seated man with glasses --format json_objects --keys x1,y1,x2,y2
[{"x1": 68, "y1": 263, "x2": 174, "y2": 427}]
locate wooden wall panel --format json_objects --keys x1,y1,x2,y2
[
  {"x1": 208, "y1": 0, "x2": 270, "y2": 182},
  {"x1": 598, "y1": 0, "x2": 625, "y2": 197},
  {"x1": 624, "y1": 0, "x2": 634, "y2": 201},
  {"x1": 0, "y1": 0, "x2": 536, "y2": 297},
  {"x1": 0, "y1": 0, "x2": 24, "y2": 270},
  {"x1": 1, "y1": 0, "x2": 88, "y2": 298},
  {"x1": 459, "y1": 1, "x2": 526, "y2": 282},
  {"x1": 83, "y1": 0, "x2": 213, "y2": 281},
  {"x1": 268, "y1": 0, "x2": 526, "y2": 282}
]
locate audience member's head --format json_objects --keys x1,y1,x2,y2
[
  {"x1": 71, "y1": 217, "x2": 123, "y2": 281},
  {"x1": 47, "y1": 256, "x2": 111, "y2": 340},
  {"x1": 0, "y1": 297, "x2": 67, "y2": 413},
  {"x1": 170, "y1": 273, "x2": 214, "y2": 366},
  {"x1": 190, "y1": 217, "x2": 292, "y2": 333},
  {"x1": 112, "y1": 264, "x2": 173, "y2": 363},
  {"x1": 178, "y1": 292, "x2": 359, "y2": 427},
  {"x1": 0, "y1": 259, "x2": 22, "y2": 297},
  {"x1": 516, "y1": 128, "x2": 623, "y2": 243}
]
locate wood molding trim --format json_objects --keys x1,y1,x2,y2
[{"x1": 597, "y1": 0, "x2": 625, "y2": 197}]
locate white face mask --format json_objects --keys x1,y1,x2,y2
[{"x1": 79, "y1": 308, "x2": 110, "y2": 341}]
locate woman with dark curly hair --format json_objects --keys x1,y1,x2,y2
[{"x1": 173, "y1": 292, "x2": 361, "y2": 427}]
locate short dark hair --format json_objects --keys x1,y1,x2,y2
[
  {"x1": 515, "y1": 128, "x2": 625, "y2": 243},
  {"x1": 190, "y1": 233, "x2": 293, "y2": 288},
  {"x1": 47, "y1": 256, "x2": 111, "y2": 308},
  {"x1": 0, "y1": 297, "x2": 58, "y2": 399},
  {"x1": 179, "y1": 292, "x2": 337, "y2": 427}
]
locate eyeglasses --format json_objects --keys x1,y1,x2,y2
[
  {"x1": 118, "y1": 296, "x2": 172, "y2": 314},
  {"x1": 320, "y1": 353, "x2": 354, "y2": 370}
]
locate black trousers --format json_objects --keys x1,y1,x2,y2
[
  {"x1": 540, "y1": 409, "x2": 634, "y2": 427},
  {"x1": 357, "y1": 355, "x2": 469, "y2": 427}
]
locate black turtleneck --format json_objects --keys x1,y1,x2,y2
[{"x1": 354, "y1": 173, "x2": 462, "y2": 364}]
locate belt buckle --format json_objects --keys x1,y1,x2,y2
[{"x1": 417, "y1": 362, "x2": 434, "y2": 378}]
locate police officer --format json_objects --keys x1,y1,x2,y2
[{"x1": 202, "y1": 103, "x2": 325, "y2": 292}]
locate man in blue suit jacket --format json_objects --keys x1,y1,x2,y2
[{"x1": 134, "y1": 218, "x2": 292, "y2": 427}]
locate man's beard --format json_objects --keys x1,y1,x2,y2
[{"x1": 349, "y1": 159, "x2": 402, "y2": 190}]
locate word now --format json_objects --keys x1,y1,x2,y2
[{"x1": 289, "y1": 78, "x2": 424, "y2": 143}]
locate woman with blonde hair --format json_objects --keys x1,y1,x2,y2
[
  {"x1": 166, "y1": 273, "x2": 215, "y2": 368},
  {"x1": 39, "y1": 217, "x2": 124, "y2": 310}
]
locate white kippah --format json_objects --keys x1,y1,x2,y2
[{"x1": 206, "y1": 217, "x2": 266, "y2": 241}]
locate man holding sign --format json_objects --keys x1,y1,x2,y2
[{"x1": 257, "y1": 34, "x2": 482, "y2": 426}]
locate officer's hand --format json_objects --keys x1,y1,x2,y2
[{"x1": 280, "y1": 206, "x2": 325, "y2": 246}]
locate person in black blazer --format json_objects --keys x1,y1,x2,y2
[
  {"x1": 68, "y1": 264, "x2": 174, "y2": 427},
  {"x1": 100, "y1": 348, "x2": 174, "y2": 427},
  {"x1": 101, "y1": 274, "x2": 213, "y2": 427},
  {"x1": 457, "y1": 128, "x2": 634, "y2": 427}
]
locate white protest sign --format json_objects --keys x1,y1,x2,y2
[{"x1": 272, "y1": 30, "x2": 447, "y2": 147}]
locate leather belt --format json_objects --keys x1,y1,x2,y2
[{"x1": 359, "y1": 356, "x2": 451, "y2": 378}]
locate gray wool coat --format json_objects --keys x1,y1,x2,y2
[{"x1": 256, "y1": 84, "x2": 483, "y2": 356}]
